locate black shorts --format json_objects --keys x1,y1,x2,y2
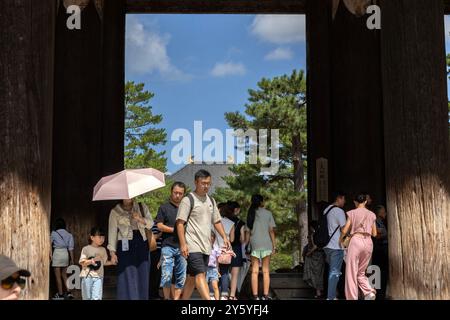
[
  {"x1": 230, "y1": 244, "x2": 244, "y2": 267},
  {"x1": 187, "y1": 253, "x2": 209, "y2": 276}
]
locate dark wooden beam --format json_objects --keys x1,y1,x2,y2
[
  {"x1": 52, "y1": 0, "x2": 126, "y2": 270},
  {"x1": 329, "y1": 2, "x2": 385, "y2": 211},
  {"x1": 53, "y1": 0, "x2": 103, "y2": 264},
  {"x1": 126, "y1": 0, "x2": 306, "y2": 13},
  {"x1": 127, "y1": 0, "x2": 450, "y2": 15},
  {"x1": 445, "y1": 0, "x2": 450, "y2": 13},
  {"x1": 306, "y1": 0, "x2": 332, "y2": 222}
]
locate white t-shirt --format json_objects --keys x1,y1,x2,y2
[
  {"x1": 214, "y1": 217, "x2": 234, "y2": 248},
  {"x1": 324, "y1": 205, "x2": 347, "y2": 250}
]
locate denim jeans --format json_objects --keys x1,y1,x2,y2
[
  {"x1": 324, "y1": 248, "x2": 344, "y2": 300},
  {"x1": 81, "y1": 277, "x2": 103, "y2": 300},
  {"x1": 160, "y1": 246, "x2": 187, "y2": 289},
  {"x1": 219, "y1": 264, "x2": 231, "y2": 296}
]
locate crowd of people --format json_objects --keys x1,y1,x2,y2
[
  {"x1": 302, "y1": 192, "x2": 389, "y2": 300},
  {"x1": 1, "y1": 170, "x2": 388, "y2": 301},
  {"x1": 44, "y1": 169, "x2": 275, "y2": 300}
]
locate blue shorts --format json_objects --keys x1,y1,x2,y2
[
  {"x1": 206, "y1": 266, "x2": 219, "y2": 283},
  {"x1": 160, "y1": 246, "x2": 187, "y2": 289}
]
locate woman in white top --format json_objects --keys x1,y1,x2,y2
[
  {"x1": 108, "y1": 198, "x2": 153, "y2": 300},
  {"x1": 247, "y1": 194, "x2": 276, "y2": 300}
]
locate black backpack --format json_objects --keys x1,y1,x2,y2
[{"x1": 313, "y1": 205, "x2": 339, "y2": 248}]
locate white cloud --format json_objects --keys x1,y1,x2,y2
[
  {"x1": 211, "y1": 62, "x2": 246, "y2": 77},
  {"x1": 126, "y1": 16, "x2": 190, "y2": 81},
  {"x1": 265, "y1": 47, "x2": 293, "y2": 61},
  {"x1": 250, "y1": 15, "x2": 305, "y2": 44}
]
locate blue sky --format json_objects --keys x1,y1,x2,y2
[{"x1": 125, "y1": 14, "x2": 306, "y2": 174}]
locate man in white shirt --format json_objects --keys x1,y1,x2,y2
[{"x1": 323, "y1": 191, "x2": 347, "y2": 300}]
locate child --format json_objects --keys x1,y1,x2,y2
[
  {"x1": 206, "y1": 232, "x2": 221, "y2": 300},
  {"x1": 79, "y1": 227, "x2": 115, "y2": 300}
]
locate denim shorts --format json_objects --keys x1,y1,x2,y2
[
  {"x1": 160, "y1": 246, "x2": 187, "y2": 289},
  {"x1": 206, "y1": 266, "x2": 219, "y2": 283}
]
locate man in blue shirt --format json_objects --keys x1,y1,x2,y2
[{"x1": 323, "y1": 191, "x2": 347, "y2": 300}]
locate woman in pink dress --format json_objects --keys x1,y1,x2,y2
[{"x1": 340, "y1": 194, "x2": 377, "y2": 300}]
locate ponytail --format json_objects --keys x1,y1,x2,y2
[{"x1": 247, "y1": 194, "x2": 264, "y2": 230}]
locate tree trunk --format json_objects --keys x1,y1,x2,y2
[
  {"x1": 0, "y1": 0, "x2": 55, "y2": 300},
  {"x1": 380, "y1": 0, "x2": 450, "y2": 299},
  {"x1": 293, "y1": 135, "x2": 308, "y2": 262}
]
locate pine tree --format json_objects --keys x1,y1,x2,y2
[
  {"x1": 214, "y1": 70, "x2": 308, "y2": 265},
  {"x1": 125, "y1": 81, "x2": 170, "y2": 215}
]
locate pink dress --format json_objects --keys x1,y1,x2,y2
[{"x1": 345, "y1": 208, "x2": 376, "y2": 300}]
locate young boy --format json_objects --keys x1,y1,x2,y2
[
  {"x1": 79, "y1": 227, "x2": 115, "y2": 300},
  {"x1": 206, "y1": 232, "x2": 221, "y2": 300}
]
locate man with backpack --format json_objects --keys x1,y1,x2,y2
[
  {"x1": 175, "y1": 169, "x2": 231, "y2": 300},
  {"x1": 314, "y1": 191, "x2": 347, "y2": 300}
]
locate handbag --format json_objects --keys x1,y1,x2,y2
[
  {"x1": 138, "y1": 203, "x2": 158, "y2": 252},
  {"x1": 342, "y1": 233, "x2": 352, "y2": 248},
  {"x1": 217, "y1": 248, "x2": 236, "y2": 265}
]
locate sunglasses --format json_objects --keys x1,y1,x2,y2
[{"x1": 1, "y1": 276, "x2": 26, "y2": 290}]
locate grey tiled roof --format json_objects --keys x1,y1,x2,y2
[{"x1": 169, "y1": 163, "x2": 235, "y2": 194}]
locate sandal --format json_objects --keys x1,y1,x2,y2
[{"x1": 228, "y1": 296, "x2": 237, "y2": 300}]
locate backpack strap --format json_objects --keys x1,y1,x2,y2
[
  {"x1": 324, "y1": 205, "x2": 337, "y2": 216},
  {"x1": 55, "y1": 231, "x2": 69, "y2": 249},
  {"x1": 184, "y1": 193, "x2": 195, "y2": 232},
  {"x1": 324, "y1": 205, "x2": 340, "y2": 238}
]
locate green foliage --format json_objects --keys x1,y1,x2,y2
[
  {"x1": 124, "y1": 81, "x2": 169, "y2": 215},
  {"x1": 214, "y1": 70, "x2": 308, "y2": 260},
  {"x1": 270, "y1": 253, "x2": 294, "y2": 272},
  {"x1": 125, "y1": 81, "x2": 167, "y2": 171}
]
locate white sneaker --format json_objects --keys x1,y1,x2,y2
[
  {"x1": 364, "y1": 292, "x2": 376, "y2": 300},
  {"x1": 52, "y1": 293, "x2": 65, "y2": 300},
  {"x1": 220, "y1": 296, "x2": 228, "y2": 300}
]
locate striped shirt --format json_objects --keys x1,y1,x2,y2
[{"x1": 152, "y1": 223, "x2": 162, "y2": 250}]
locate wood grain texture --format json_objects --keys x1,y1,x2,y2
[
  {"x1": 0, "y1": 0, "x2": 55, "y2": 300},
  {"x1": 380, "y1": 0, "x2": 450, "y2": 300}
]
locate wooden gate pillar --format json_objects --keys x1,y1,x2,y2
[{"x1": 0, "y1": 0, "x2": 55, "y2": 300}]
